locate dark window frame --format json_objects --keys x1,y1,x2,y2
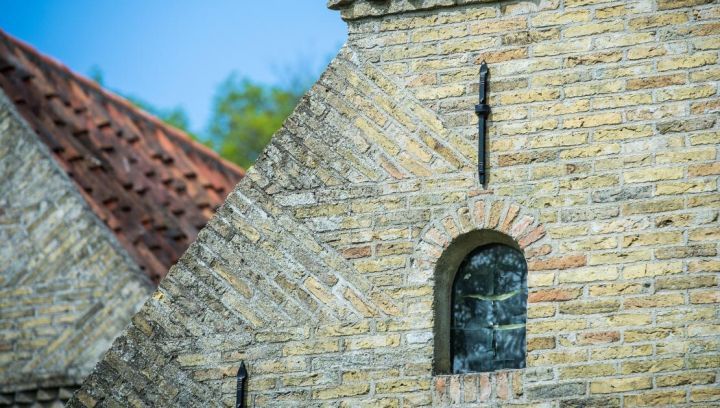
[
  {"x1": 450, "y1": 243, "x2": 527, "y2": 373},
  {"x1": 433, "y1": 229, "x2": 527, "y2": 375}
]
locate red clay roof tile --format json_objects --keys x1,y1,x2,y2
[{"x1": 0, "y1": 29, "x2": 244, "y2": 284}]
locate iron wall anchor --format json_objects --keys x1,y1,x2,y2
[
  {"x1": 475, "y1": 61, "x2": 491, "y2": 186},
  {"x1": 236, "y1": 361, "x2": 247, "y2": 408}
]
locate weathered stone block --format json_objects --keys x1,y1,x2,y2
[
  {"x1": 590, "y1": 376, "x2": 652, "y2": 394},
  {"x1": 525, "y1": 382, "x2": 585, "y2": 399}
]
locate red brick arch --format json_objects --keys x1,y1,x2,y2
[
  {"x1": 413, "y1": 196, "x2": 553, "y2": 403},
  {"x1": 413, "y1": 197, "x2": 551, "y2": 285}
]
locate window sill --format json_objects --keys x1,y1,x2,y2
[{"x1": 433, "y1": 369, "x2": 524, "y2": 404}]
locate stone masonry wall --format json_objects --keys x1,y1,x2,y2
[
  {"x1": 0, "y1": 89, "x2": 153, "y2": 403},
  {"x1": 74, "y1": 0, "x2": 718, "y2": 406}
]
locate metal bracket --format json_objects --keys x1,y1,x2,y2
[
  {"x1": 475, "y1": 61, "x2": 491, "y2": 186},
  {"x1": 236, "y1": 361, "x2": 247, "y2": 408}
]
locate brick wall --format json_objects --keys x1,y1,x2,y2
[
  {"x1": 73, "y1": 0, "x2": 719, "y2": 406},
  {"x1": 0, "y1": 89, "x2": 153, "y2": 403}
]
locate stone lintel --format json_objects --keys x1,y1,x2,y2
[{"x1": 328, "y1": 0, "x2": 498, "y2": 21}]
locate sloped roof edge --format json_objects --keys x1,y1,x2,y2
[
  {"x1": 0, "y1": 29, "x2": 245, "y2": 282},
  {"x1": 0, "y1": 29, "x2": 245, "y2": 178}
]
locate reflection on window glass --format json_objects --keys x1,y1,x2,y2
[{"x1": 451, "y1": 243, "x2": 527, "y2": 373}]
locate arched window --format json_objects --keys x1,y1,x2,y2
[{"x1": 450, "y1": 243, "x2": 527, "y2": 373}]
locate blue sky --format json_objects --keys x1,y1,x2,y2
[{"x1": 0, "y1": 1, "x2": 347, "y2": 132}]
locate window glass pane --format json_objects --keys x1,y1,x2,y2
[
  {"x1": 450, "y1": 327, "x2": 493, "y2": 373},
  {"x1": 451, "y1": 243, "x2": 527, "y2": 373},
  {"x1": 494, "y1": 327, "x2": 526, "y2": 369}
]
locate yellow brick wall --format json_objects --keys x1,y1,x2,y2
[{"x1": 72, "y1": 0, "x2": 719, "y2": 406}]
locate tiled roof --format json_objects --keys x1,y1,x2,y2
[{"x1": 0, "y1": 29, "x2": 244, "y2": 283}]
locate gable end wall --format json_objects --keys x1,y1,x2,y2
[
  {"x1": 0, "y1": 89, "x2": 153, "y2": 401},
  {"x1": 74, "y1": 0, "x2": 718, "y2": 406}
]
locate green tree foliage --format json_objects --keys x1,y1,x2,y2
[{"x1": 206, "y1": 74, "x2": 305, "y2": 168}]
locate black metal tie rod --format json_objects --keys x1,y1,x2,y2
[
  {"x1": 475, "y1": 61, "x2": 490, "y2": 186},
  {"x1": 236, "y1": 361, "x2": 247, "y2": 408}
]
